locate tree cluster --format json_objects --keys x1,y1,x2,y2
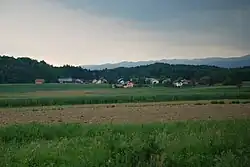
[{"x1": 0, "y1": 55, "x2": 250, "y2": 85}]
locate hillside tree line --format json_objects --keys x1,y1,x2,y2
[{"x1": 0, "y1": 55, "x2": 250, "y2": 85}]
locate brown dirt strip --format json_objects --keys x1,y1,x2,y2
[{"x1": 0, "y1": 103, "x2": 250, "y2": 125}]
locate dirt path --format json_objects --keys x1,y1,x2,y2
[{"x1": 1, "y1": 103, "x2": 250, "y2": 125}]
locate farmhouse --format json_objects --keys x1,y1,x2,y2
[
  {"x1": 181, "y1": 79, "x2": 191, "y2": 85},
  {"x1": 146, "y1": 78, "x2": 159, "y2": 84},
  {"x1": 35, "y1": 79, "x2": 45, "y2": 84},
  {"x1": 117, "y1": 78, "x2": 125, "y2": 84},
  {"x1": 96, "y1": 80, "x2": 102, "y2": 84},
  {"x1": 113, "y1": 81, "x2": 134, "y2": 88},
  {"x1": 172, "y1": 78, "x2": 191, "y2": 88},
  {"x1": 75, "y1": 79, "x2": 84, "y2": 84},
  {"x1": 92, "y1": 79, "x2": 98, "y2": 84},
  {"x1": 58, "y1": 78, "x2": 73, "y2": 83},
  {"x1": 124, "y1": 81, "x2": 134, "y2": 88},
  {"x1": 92, "y1": 78, "x2": 108, "y2": 84},
  {"x1": 173, "y1": 82, "x2": 183, "y2": 88},
  {"x1": 162, "y1": 78, "x2": 171, "y2": 84}
]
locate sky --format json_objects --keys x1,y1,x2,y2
[{"x1": 0, "y1": 0, "x2": 249, "y2": 66}]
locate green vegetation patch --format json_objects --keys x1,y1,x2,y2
[
  {"x1": 210, "y1": 100, "x2": 226, "y2": 104},
  {"x1": 229, "y1": 100, "x2": 250, "y2": 104},
  {"x1": 0, "y1": 85, "x2": 250, "y2": 107},
  {"x1": 0, "y1": 92, "x2": 250, "y2": 107},
  {"x1": 0, "y1": 120, "x2": 250, "y2": 167}
]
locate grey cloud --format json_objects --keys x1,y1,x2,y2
[
  {"x1": 59, "y1": 0, "x2": 250, "y2": 21},
  {"x1": 0, "y1": 0, "x2": 249, "y2": 66},
  {"x1": 60, "y1": 0, "x2": 250, "y2": 50}
]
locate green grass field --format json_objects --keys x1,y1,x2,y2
[
  {"x1": 0, "y1": 84, "x2": 250, "y2": 107},
  {"x1": 0, "y1": 120, "x2": 249, "y2": 167},
  {"x1": 1, "y1": 84, "x2": 250, "y2": 166}
]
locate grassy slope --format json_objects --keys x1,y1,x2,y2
[{"x1": 0, "y1": 120, "x2": 250, "y2": 167}]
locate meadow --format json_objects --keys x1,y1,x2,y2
[
  {"x1": 1, "y1": 83, "x2": 250, "y2": 166},
  {"x1": 0, "y1": 83, "x2": 250, "y2": 107},
  {"x1": 0, "y1": 120, "x2": 250, "y2": 167}
]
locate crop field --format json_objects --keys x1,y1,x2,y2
[
  {"x1": 1, "y1": 83, "x2": 250, "y2": 166},
  {"x1": 0, "y1": 83, "x2": 250, "y2": 107}
]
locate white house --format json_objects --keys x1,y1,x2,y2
[
  {"x1": 58, "y1": 78, "x2": 73, "y2": 83},
  {"x1": 180, "y1": 79, "x2": 190, "y2": 85},
  {"x1": 117, "y1": 78, "x2": 125, "y2": 84},
  {"x1": 92, "y1": 79, "x2": 98, "y2": 84},
  {"x1": 93, "y1": 78, "x2": 108, "y2": 84},
  {"x1": 151, "y1": 78, "x2": 159, "y2": 84},
  {"x1": 123, "y1": 81, "x2": 134, "y2": 88},
  {"x1": 96, "y1": 80, "x2": 102, "y2": 84},
  {"x1": 173, "y1": 82, "x2": 183, "y2": 88},
  {"x1": 75, "y1": 79, "x2": 84, "y2": 84},
  {"x1": 145, "y1": 78, "x2": 159, "y2": 84},
  {"x1": 162, "y1": 78, "x2": 171, "y2": 84}
]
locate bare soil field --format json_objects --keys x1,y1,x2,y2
[{"x1": 0, "y1": 103, "x2": 250, "y2": 125}]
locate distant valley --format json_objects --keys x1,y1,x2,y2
[{"x1": 82, "y1": 55, "x2": 250, "y2": 70}]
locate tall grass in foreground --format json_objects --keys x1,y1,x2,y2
[{"x1": 1, "y1": 120, "x2": 250, "y2": 167}]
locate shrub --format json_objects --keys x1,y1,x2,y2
[
  {"x1": 241, "y1": 101, "x2": 250, "y2": 104},
  {"x1": 194, "y1": 102, "x2": 206, "y2": 105},
  {"x1": 230, "y1": 100, "x2": 240, "y2": 104}
]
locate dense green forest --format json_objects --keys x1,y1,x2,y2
[{"x1": 0, "y1": 55, "x2": 250, "y2": 84}]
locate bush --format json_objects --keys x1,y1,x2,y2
[
  {"x1": 194, "y1": 102, "x2": 206, "y2": 105},
  {"x1": 211, "y1": 101, "x2": 218, "y2": 104},
  {"x1": 230, "y1": 100, "x2": 240, "y2": 104},
  {"x1": 218, "y1": 101, "x2": 225, "y2": 104},
  {"x1": 211, "y1": 101, "x2": 225, "y2": 104},
  {"x1": 241, "y1": 101, "x2": 250, "y2": 104}
]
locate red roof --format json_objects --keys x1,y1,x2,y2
[
  {"x1": 35, "y1": 79, "x2": 45, "y2": 84},
  {"x1": 35, "y1": 79, "x2": 45, "y2": 81}
]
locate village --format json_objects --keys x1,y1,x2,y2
[{"x1": 35, "y1": 77, "x2": 192, "y2": 88}]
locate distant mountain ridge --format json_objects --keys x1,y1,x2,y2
[{"x1": 82, "y1": 55, "x2": 250, "y2": 70}]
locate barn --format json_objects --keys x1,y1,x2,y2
[{"x1": 35, "y1": 79, "x2": 45, "y2": 84}]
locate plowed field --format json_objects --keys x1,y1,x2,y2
[{"x1": 1, "y1": 103, "x2": 250, "y2": 125}]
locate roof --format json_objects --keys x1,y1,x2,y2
[
  {"x1": 35, "y1": 79, "x2": 45, "y2": 81},
  {"x1": 58, "y1": 78, "x2": 73, "y2": 81}
]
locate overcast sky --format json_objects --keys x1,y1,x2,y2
[{"x1": 0, "y1": 0, "x2": 249, "y2": 66}]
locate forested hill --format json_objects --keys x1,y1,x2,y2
[
  {"x1": 0, "y1": 55, "x2": 250, "y2": 84},
  {"x1": 0, "y1": 56, "x2": 93, "y2": 83}
]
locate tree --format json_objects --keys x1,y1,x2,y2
[
  {"x1": 162, "y1": 78, "x2": 172, "y2": 87},
  {"x1": 235, "y1": 78, "x2": 243, "y2": 96},
  {"x1": 191, "y1": 78, "x2": 197, "y2": 87},
  {"x1": 222, "y1": 76, "x2": 232, "y2": 85},
  {"x1": 199, "y1": 76, "x2": 211, "y2": 85},
  {"x1": 208, "y1": 77, "x2": 215, "y2": 86}
]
